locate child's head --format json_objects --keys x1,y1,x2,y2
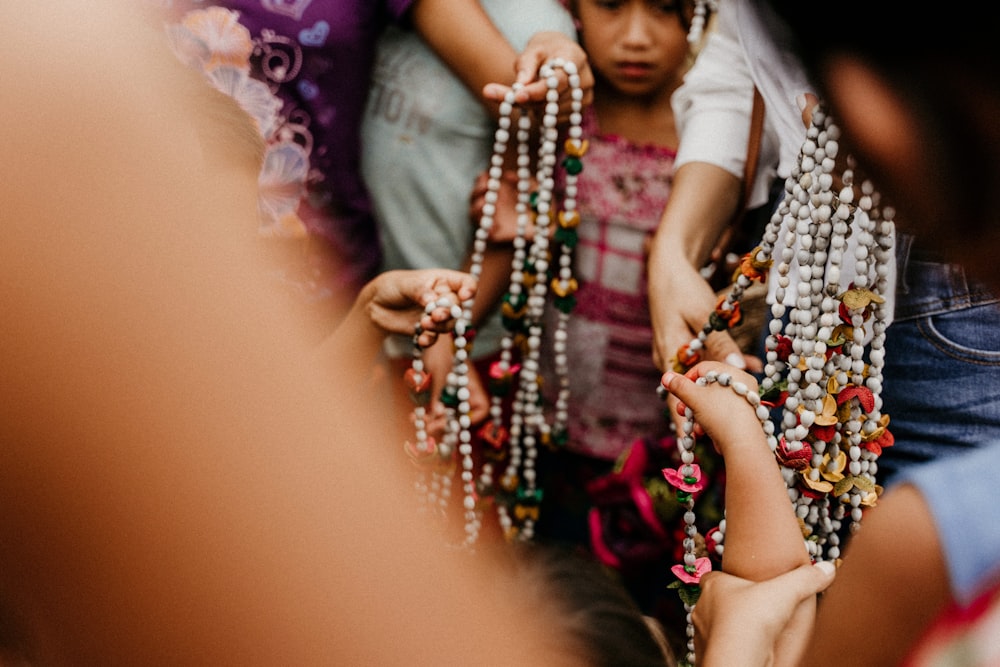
[
  {"x1": 504, "y1": 543, "x2": 675, "y2": 667},
  {"x1": 761, "y1": 0, "x2": 1000, "y2": 286},
  {"x1": 567, "y1": 0, "x2": 697, "y2": 98}
]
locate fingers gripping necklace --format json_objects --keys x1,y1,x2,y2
[
  {"x1": 404, "y1": 60, "x2": 585, "y2": 548},
  {"x1": 664, "y1": 105, "x2": 895, "y2": 666}
]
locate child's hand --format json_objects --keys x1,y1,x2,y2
[
  {"x1": 358, "y1": 269, "x2": 476, "y2": 347},
  {"x1": 660, "y1": 361, "x2": 765, "y2": 458},
  {"x1": 421, "y1": 344, "x2": 491, "y2": 442},
  {"x1": 694, "y1": 561, "x2": 836, "y2": 666}
]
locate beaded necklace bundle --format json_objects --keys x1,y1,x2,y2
[
  {"x1": 664, "y1": 105, "x2": 896, "y2": 666},
  {"x1": 403, "y1": 59, "x2": 586, "y2": 549}
]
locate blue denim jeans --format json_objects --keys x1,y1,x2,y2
[{"x1": 878, "y1": 233, "x2": 1000, "y2": 485}]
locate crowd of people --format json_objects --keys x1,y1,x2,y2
[{"x1": 3, "y1": 0, "x2": 1000, "y2": 664}]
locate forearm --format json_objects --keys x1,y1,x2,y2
[
  {"x1": 411, "y1": 0, "x2": 517, "y2": 111},
  {"x1": 647, "y1": 163, "x2": 743, "y2": 370},
  {"x1": 721, "y1": 433, "x2": 810, "y2": 579},
  {"x1": 709, "y1": 423, "x2": 814, "y2": 667},
  {"x1": 317, "y1": 280, "x2": 388, "y2": 380},
  {"x1": 465, "y1": 245, "x2": 515, "y2": 329},
  {"x1": 649, "y1": 161, "x2": 742, "y2": 271},
  {"x1": 664, "y1": 368, "x2": 809, "y2": 579}
]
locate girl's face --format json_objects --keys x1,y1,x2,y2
[{"x1": 574, "y1": 0, "x2": 691, "y2": 98}]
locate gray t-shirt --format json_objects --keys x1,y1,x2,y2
[{"x1": 361, "y1": 0, "x2": 576, "y2": 359}]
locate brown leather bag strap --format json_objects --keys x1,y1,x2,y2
[
  {"x1": 735, "y1": 85, "x2": 765, "y2": 217},
  {"x1": 705, "y1": 85, "x2": 767, "y2": 291}
]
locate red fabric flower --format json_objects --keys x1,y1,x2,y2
[
  {"x1": 712, "y1": 294, "x2": 743, "y2": 329},
  {"x1": 477, "y1": 422, "x2": 509, "y2": 450},
  {"x1": 774, "y1": 335, "x2": 793, "y2": 362},
  {"x1": 705, "y1": 526, "x2": 723, "y2": 558},
  {"x1": 673, "y1": 343, "x2": 701, "y2": 372},
  {"x1": 809, "y1": 423, "x2": 837, "y2": 443},
  {"x1": 863, "y1": 428, "x2": 894, "y2": 455},
  {"x1": 761, "y1": 389, "x2": 789, "y2": 409},
  {"x1": 837, "y1": 385, "x2": 876, "y2": 413},
  {"x1": 776, "y1": 438, "x2": 813, "y2": 470},
  {"x1": 739, "y1": 248, "x2": 772, "y2": 282}
]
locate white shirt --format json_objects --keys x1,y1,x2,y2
[{"x1": 671, "y1": 0, "x2": 895, "y2": 322}]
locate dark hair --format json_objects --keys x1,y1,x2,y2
[
  {"x1": 507, "y1": 543, "x2": 675, "y2": 667},
  {"x1": 566, "y1": 0, "x2": 701, "y2": 33},
  {"x1": 758, "y1": 0, "x2": 1000, "y2": 250}
]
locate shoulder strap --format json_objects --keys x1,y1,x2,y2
[
  {"x1": 705, "y1": 86, "x2": 767, "y2": 291},
  {"x1": 735, "y1": 86, "x2": 765, "y2": 217}
]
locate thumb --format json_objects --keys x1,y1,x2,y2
[
  {"x1": 773, "y1": 560, "x2": 837, "y2": 601},
  {"x1": 796, "y1": 92, "x2": 821, "y2": 129},
  {"x1": 660, "y1": 369, "x2": 695, "y2": 404},
  {"x1": 514, "y1": 49, "x2": 543, "y2": 86},
  {"x1": 700, "y1": 330, "x2": 746, "y2": 369}
]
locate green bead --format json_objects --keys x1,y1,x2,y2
[
  {"x1": 439, "y1": 387, "x2": 459, "y2": 408},
  {"x1": 708, "y1": 311, "x2": 728, "y2": 331},
  {"x1": 555, "y1": 294, "x2": 576, "y2": 314},
  {"x1": 554, "y1": 226, "x2": 578, "y2": 247},
  {"x1": 562, "y1": 155, "x2": 583, "y2": 175}
]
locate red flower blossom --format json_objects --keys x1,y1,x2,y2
[
  {"x1": 710, "y1": 295, "x2": 743, "y2": 330},
  {"x1": 761, "y1": 391, "x2": 789, "y2": 409},
  {"x1": 809, "y1": 423, "x2": 837, "y2": 443},
  {"x1": 739, "y1": 248, "x2": 772, "y2": 282},
  {"x1": 863, "y1": 428, "x2": 894, "y2": 455},
  {"x1": 673, "y1": 343, "x2": 701, "y2": 372},
  {"x1": 477, "y1": 422, "x2": 509, "y2": 450}
]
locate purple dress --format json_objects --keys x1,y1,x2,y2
[{"x1": 165, "y1": 0, "x2": 415, "y2": 302}]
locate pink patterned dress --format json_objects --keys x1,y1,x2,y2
[{"x1": 546, "y1": 106, "x2": 676, "y2": 461}]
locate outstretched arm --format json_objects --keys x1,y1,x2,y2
[
  {"x1": 412, "y1": 0, "x2": 592, "y2": 118},
  {"x1": 661, "y1": 363, "x2": 808, "y2": 579},
  {"x1": 661, "y1": 362, "x2": 816, "y2": 666},
  {"x1": 647, "y1": 162, "x2": 748, "y2": 374},
  {"x1": 332, "y1": 269, "x2": 477, "y2": 354}
]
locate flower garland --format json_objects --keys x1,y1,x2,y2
[
  {"x1": 664, "y1": 104, "x2": 896, "y2": 666},
  {"x1": 404, "y1": 59, "x2": 586, "y2": 548}
]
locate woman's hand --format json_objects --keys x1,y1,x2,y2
[{"x1": 482, "y1": 31, "x2": 594, "y2": 122}]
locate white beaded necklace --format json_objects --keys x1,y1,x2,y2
[
  {"x1": 687, "y1": 0, "x2": 719, "y2": 46},
  {"x1": 403, "y1": 297, "x2": 464, "y2": 524},
  {"x1": 405, "y1": 60, "x2": 586, "y2": 548},
  {"x1": 666, "y1": 104, "x2": 895, "y2": 665}
]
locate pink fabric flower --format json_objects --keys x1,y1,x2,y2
[
  {"x1": 662, "y1": 464, "x2": 706, "y2": 493},
  {"x1": 671, "y1": 556, "x2": 712, "y2": 585}
]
